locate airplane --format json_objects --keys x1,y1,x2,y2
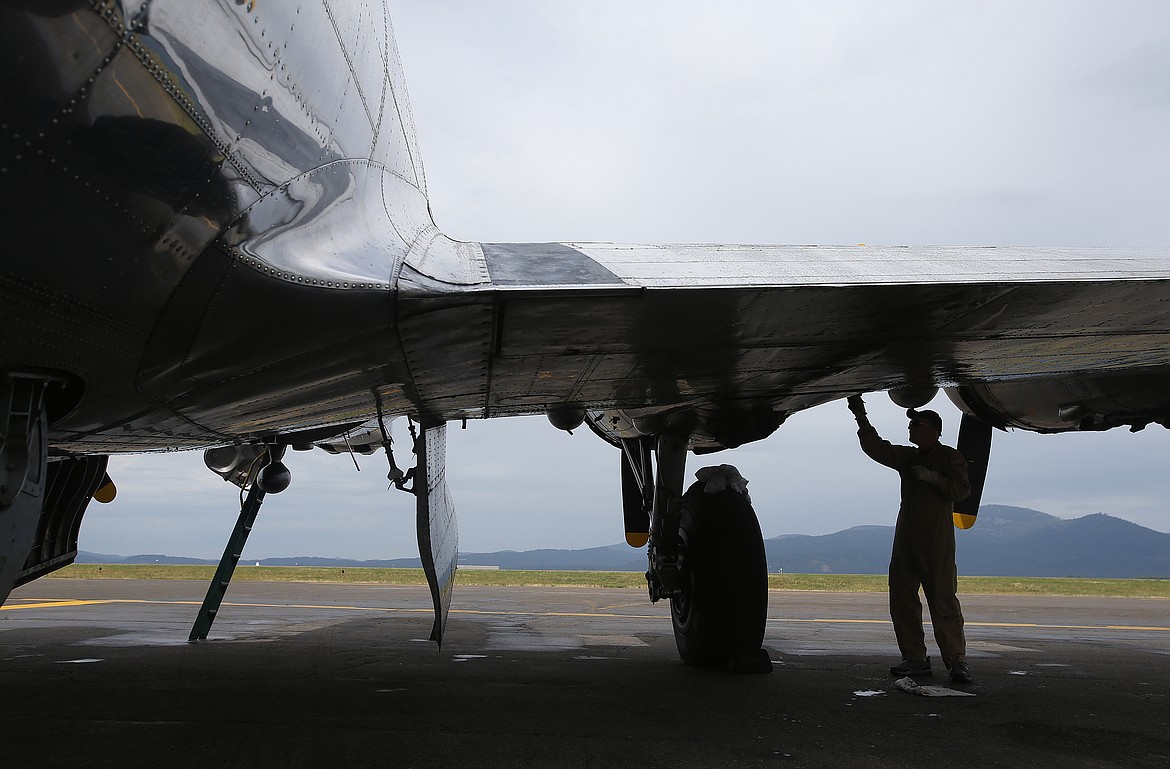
[{"x1": 3, "y1": 1, "x2": 1169, "y2": 673}]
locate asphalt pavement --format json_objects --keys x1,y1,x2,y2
[{"x1": 2, "y1": 579, "x2": 1167, "y2": 768}]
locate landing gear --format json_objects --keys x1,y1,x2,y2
[
  {"x1": 190, "y1": 444, "x2": 290, "y2": 641},
  {"x1": 0, "y1": 374, "x2": 50, "y2": 607},
  {"x1": 670, "y1": 482, "x2": 771, "y2": 672},
  {"x1": 597, "y1": 415, "x2": 772, "y2": 671}
]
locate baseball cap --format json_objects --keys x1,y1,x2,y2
[{"x1": 906, "y1": 408, "x2": 943, "y2": 433}]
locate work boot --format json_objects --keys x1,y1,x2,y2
[
  {"x1": 949, "y1": 661, "x2": 972, "y2": 683},
  {"x1": 889, "y1": 658, "x2": 932, "y2": 676}
]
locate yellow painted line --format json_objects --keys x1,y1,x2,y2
[
  {"x1": 6, "y1": 598, "x2": 661, "y2": 619},
  {"x1": 967, "y1": 621, "x2": 1170, "y2": 632},
  {"x1": 1, "y1": 600, "x2": 114, "y2": 611},
  {"x1": 771, "y1": 618, "x2": 890, "y2": 625},
  {"x1": 9, "y1": 598, "x2": 1169, "y2": 632},
  {"x1": 766, "y1": 617, "x2": 1170, "y2": 632},
  {"x1": 225, "y1": 602, "x2": 434, "y2": 614},
  {"x1": 5, "y1": 597, "x2": 434, "y2": 615},
  {"x1": 449, "y1": 609, "x2": 665, "y2": 620}
]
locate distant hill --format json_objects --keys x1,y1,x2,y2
[
  {"x1": 960, "y1": 506, "x2": 1170, "y2": 578},
  {"x1": 77, "y1": 553, "x2": 221, "y2": 566},
  {"x1": 76, "y1": 505, "x2": 1170, "y2": 578},
  {"x1": 245, "y1": 556, "x2": 423, "y2": 568},
  {"x1": 763, "y1": 505, "x2": 1170, "y2": 578}
]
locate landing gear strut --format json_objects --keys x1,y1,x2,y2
[{"x1": 190, "y1": 444, "x2": 289, "y2": 641}]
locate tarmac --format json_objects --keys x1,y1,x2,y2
[{"x1": 2, "y1": 578, "x2": 1168, "y2": 768}]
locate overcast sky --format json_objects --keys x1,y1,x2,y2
[{"x1": 82, "y1": 1, "x2": 1170, "y2": 560}]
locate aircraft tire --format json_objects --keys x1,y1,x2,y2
[{"x1": 670, "y1": 481, "x2": 768, "y2": 669}]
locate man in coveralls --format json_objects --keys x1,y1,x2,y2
[{"x1": 847, "y1": 395, "x2": 973, "y2": 684}]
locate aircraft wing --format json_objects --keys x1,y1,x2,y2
[{"x1": 429, "y1": 242, "x2": 1170, "y2": 439}]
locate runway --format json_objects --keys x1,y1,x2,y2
[{"x1": 3, "y1": 579, "x2": 1168, "y2": 768}]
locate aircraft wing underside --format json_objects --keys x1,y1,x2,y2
[{"x1": 438, "y1": 242, "x2": 1170, "y2": 434}]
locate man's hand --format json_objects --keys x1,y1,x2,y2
[{"x1": 847, "y1": 395, "x2": 867, "y2": 420}]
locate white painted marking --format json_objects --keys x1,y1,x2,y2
[
  {"x1": 580, "y1": 634, "x2": 647, "y2": 648},
  {"x1": 80, "y1": 633, "x2": 190, "y2": 647},
  {"x1": 968, "y1": 641, "x2": 1040, "y2": 653}
]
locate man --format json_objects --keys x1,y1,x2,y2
[{"x1": 847, "y1": 395, "x2": 973, "y2": 684}]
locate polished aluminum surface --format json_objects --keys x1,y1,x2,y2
[{"x1": 569, "y1": 244, "x2": 1170, "y2": 287}]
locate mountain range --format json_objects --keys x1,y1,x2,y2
[{"x1": 77, "y1": 505, "x2": 1170, "y2": 579}]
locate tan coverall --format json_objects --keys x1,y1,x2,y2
[{"x1": 858, "y1": 425, "x2": 972, "y2": 668}]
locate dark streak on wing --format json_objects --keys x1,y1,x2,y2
[{"x1": 480, "y1": 243, "x2": 627, "y2": 287}]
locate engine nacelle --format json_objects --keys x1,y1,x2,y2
[
  {"x1": 889, "y1": 385, "x2": 939, "y2": 409},
  {"x1": 946, "y1": 372, "x2": 1170, "y2": 433},
  {"x1": 584, "y1": 402, "x2": 785, "y2": 452}
]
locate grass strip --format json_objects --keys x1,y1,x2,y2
[{"x1": 47, "y1": 564, "x2": 1170, "y2": 597}]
